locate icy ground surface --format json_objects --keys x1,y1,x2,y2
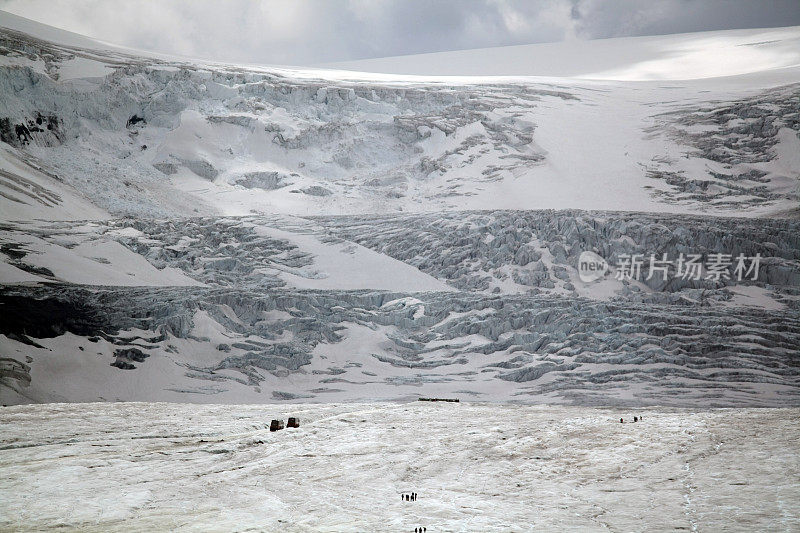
[{"x1": 0, "y1": 402, "x2": 798, "y2": 532}]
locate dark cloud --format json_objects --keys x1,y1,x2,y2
[
  {"x1": 577, "y1": 0, "x2": 800, "y2": 38},
  {"x1": 1, "y1": 0, "x2": 798, "y2": 65}
]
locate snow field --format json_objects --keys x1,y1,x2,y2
[{"x1": 0, "y1": 402, "x2": 798, "y2": 531}]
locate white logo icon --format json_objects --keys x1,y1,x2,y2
[{"x1": 578, "y1": 251, "x2": 609, "y2": 283}]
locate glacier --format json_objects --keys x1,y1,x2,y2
[
  {"x1": 0, "y1": 12, "x2": 798, "y2": 407},
  {"x1": 1, "y1": 10, "x2": 800, "y2": 531}
]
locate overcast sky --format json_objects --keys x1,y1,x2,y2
[{"x1": 2, "y1": 0, "x2": 800, "y2": 65}]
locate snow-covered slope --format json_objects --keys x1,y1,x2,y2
[
  {"x1": 324, "y1": 26, "x2": 800, "y2": 81},
  {"x1": 1, "y1": 12, "x2": 798, "y2": 220},
  {"x1": 0, "y1": 13, "x2": 798, "y2": 406}
]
